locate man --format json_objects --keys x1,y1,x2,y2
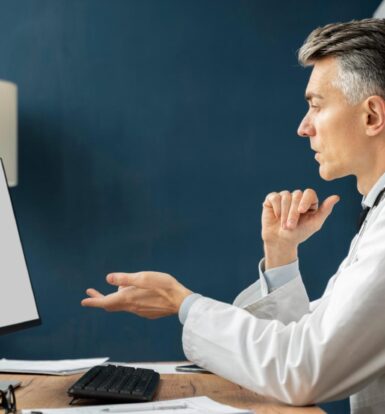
[{"x1": 82, "y1": 19, "x2": 385, "y2": 413}]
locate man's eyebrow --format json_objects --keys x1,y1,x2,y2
[{"x1": 305, "y1": 92, "x2": 324, "y2": 101}]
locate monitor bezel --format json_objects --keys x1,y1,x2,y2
[{"x1": 0, "y1": 318, "x2": 41, "y2": 337}]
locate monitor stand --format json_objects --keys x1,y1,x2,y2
[{"x1": 0, "y1": 380, "x2": 21, "y2": 392}]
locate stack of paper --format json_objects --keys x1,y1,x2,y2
[
  {"x1": 22, "y1": 396, "x2": 253, "y2": 414},
  {"x1": 0, "y1": 357, "x2": 109, "y2": 375}
]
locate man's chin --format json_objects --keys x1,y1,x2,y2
[{"x1": 319, "y1": 166, "x2": 339, "y2": 181}]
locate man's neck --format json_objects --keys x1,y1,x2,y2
[{"x1": 357, "y1": 169, "x2": 385, "y2": 196}]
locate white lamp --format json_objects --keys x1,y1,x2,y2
[
  {"x1": 374, "y1": 0, "x2": 385, "y2": 17},
  {"x1": 0, "y1": 80, "x2": 17, "y2": 187}
]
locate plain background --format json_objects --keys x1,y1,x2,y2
[{"x1": 0, "y1": 1, "x2": 381, "y2": 412}]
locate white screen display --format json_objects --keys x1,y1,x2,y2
[{"x1": 0, "y1": 161, "x2": 39, "y2": 332}]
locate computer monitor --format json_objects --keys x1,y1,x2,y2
[{"x1": 0, "y1": 159, "x2": 40, "y2": 389}]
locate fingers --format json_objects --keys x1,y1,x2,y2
[
  {"x1": 106, "y1": 272, "x2": 148, "y2": 288},
  {"x1": 298, "y1": 188, "x2": 319, "y2": 213},
  {"x1": 85, "y1": 288, "x2": 103, "y2": 298},
  {"x1": 81, "y1": 291, "x2": 122, "y2": 310},
  {"x1": 286, "y1": 189, "x2": 319, "y2": 229},
  {"x1": 264, "y1": 192, "x2": 281, "y2": 218},
  {"x1": 81, "y1": 297, "x2": 105, "y2": 308},
  {"x1": 263, "y1": 189, "x2": 338, "y2": 230},
  {"x1": 81, "y1": 288, "x2": 105, "y2": 308},
  {"x1": 81, "y1": 288, "x2": 120, "y2": 310},
  {"x1": 265, "y1": 190, "x2": 310, "y2": 228},
  {"x1": 106, "y1": 271, "x2": 175, "y2": 290},
  {"x1": 286, "y1": 190, "x2": 302, "y2": 229},
  {"x1": 280, "y1": 191, "x2": 292, "y2": 229}
]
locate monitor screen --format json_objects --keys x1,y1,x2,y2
[{"x1": 0, "y1": 159, "x2": 40, "y2": 336}]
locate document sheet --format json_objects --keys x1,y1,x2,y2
[
  {"x1": 21, "y1": 396, "x2": 253, "y2": 414},
  {"x1": 0, "y1": 357, "x2": 109, "y2": 375}
]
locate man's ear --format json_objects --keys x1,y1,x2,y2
[{"x1": 363, "y1": 96, "x2": 385, "y2": 136}]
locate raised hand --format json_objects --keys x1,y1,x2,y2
[
  {"x1": 261, "y1": 189, "x2": 340, "y2": 269},
  {"x1": 81, "y1": 271, "x2": 192, "y2": 319}
]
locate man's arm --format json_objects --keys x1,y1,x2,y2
[
  {"x1": 232, "y1": 189, "x2": 339, "y2": 321},
  {"x1": 82, "y1": 189, "x2": 338, "y2": 321},
  {"x1": 182, "y1": 205, "x2": 385, "y2": 404}
]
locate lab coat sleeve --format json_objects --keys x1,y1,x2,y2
[
  {"x1": 233, "y1": 258, "x2": 310, "y2": 324},
  {"x1": 182, "y1": 209, "x2": 385, "y2": 406}
]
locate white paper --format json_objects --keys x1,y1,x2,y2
[
  {"x1": 0, "y1": 357, "x2": 109, "y2": 375},
  {"x1": 22, "y1": 396, "x2": 252, "y2": 414},
  {"x1": 110, "y1": 362, "x2": 195, "y2": 374}
]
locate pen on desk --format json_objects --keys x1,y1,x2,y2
[{"x1": 101, "y1": 403, "x2": 188, "y2": 412}]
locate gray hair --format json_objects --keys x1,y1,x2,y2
[{"x1": 298, "y1": 18, "x2": 385, "y2": 104}]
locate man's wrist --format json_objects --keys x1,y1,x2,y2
[
  {"x1": 264, "y1": 242, "x2": 298, "y2": 270},
  {"x1": 174, "y1": 287, "x2": 194, "y2": 313}
]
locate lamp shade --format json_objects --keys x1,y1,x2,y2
[
  {"x1": 0, "y1": 80, "x2": 17, "y2": 187},
  {"x1": 374, "y1": 0, "x2": 385, "y2": 17}
]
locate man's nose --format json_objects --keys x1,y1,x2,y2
[{"x1": 297, "y1": 115, "x2": 315, "y2": 138}]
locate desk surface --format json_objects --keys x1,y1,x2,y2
[{"x1": 1, "y1": 371, "x2": 325, "y2": 414}]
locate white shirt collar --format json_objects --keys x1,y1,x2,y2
[{"x1": 362, "y1": 172, "x2": 385, "y2": 208}]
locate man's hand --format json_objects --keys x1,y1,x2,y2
[
  {"x1": 81, "y1": 272, "x2": 193, "y2": 319},
  {"x1": 262, "y1": 189, "x2": 340, "y2": 269}
]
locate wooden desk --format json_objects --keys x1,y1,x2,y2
[{"x1": 0, "y1": 372, "x2": 325, "y2": 414}]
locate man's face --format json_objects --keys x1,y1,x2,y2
[{"x1": 297, "y1": 57, "x2": 367, "y2": 181}]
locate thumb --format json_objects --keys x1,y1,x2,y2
[{"x1": 315, "y1": 195, "x2": 340, "y2": 224}]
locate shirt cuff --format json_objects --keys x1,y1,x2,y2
[
  {"x1": 259, "y1": 258, "x2": 300, "y2": 292},
  {"x1": 178, "y1": 293, "x2": 203, "y2": 325}
]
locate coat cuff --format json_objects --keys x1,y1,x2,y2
[
  {"x1": 178, "y1": 293, "x2": 203, "y2": 324},
  {"x1": 260, "y1": 257, "x2": 300, "y2": 292}
]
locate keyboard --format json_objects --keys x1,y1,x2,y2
[{"x1": 67, "y1": 364, "x2": 160, "y2": 403}]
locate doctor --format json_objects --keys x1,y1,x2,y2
[{"x1": 82, "y1": 18, "x2": 385, "y2": 413}]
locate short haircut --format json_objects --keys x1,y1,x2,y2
[{"x1": 298, "y1": 18, "x2": 385, "y2": 104}]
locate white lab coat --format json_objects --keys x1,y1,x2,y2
[{"x1": 182, "y1": 185, "x2": 385, "y2": 413}]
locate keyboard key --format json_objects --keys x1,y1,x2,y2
[
  {"x1": 70, "y1": 365, "x2": 102, "y2": 390},
  {"x1": 108, "y1": 368, "x2": 134, "y2": 392},
  {"x1": 132, "y1": 373, "x2": 153, "y2": 397},
  {"x1": 120, "y1": 373, "x2": 140, "y2": 395},
  {"x1": 84, "y1": 366, "x2": 113, "y2": 390}
]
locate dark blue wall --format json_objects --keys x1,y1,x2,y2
[{"x1": 0, "y1": 1, "x2": 380, "y2": 412}]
